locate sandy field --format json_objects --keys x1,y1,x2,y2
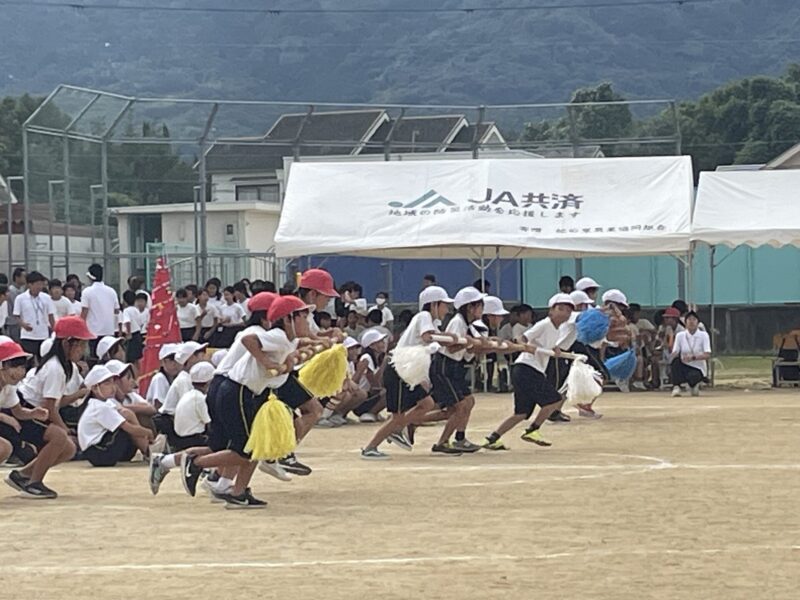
[{"x1": 1, "y1": 389, "x2": 798, "y2": 599}]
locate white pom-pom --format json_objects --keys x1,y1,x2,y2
[
  {"x1": 390, "y1": 346, "x2": 432, "y2": 390},
  {"x1": 560, "y1": 359, "x2": 602, "y2": 405}
]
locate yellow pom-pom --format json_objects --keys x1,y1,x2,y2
[
  {"x1": 298, "y1": 344, "x2": 348, "y2": 397},
  {"x1": 245, "y1": 394, "x2": 297, "y2": 461}
]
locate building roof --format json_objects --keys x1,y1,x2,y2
[
  {"x1": 363, "y1": 115, "x2": 468, "y2": 153},
  {"x1": 446, "y1": 122, "x2": 507, "y2": 151},
  {"x1": 527, "y1": 145, "x2": 605, "y2": 159},
  {"x1": 763, "y1": 142, "x2": 800, "y2": 170},
  {"x1": 112, "y1": 201, "x2": 281, "y2": 216},
  {"x1": 204, "y1": 142, "x2": 291, "y2": 174},
  {"x1": 0, "y1": 175, "x2": 19, "y2": 205}
]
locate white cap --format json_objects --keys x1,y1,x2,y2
[
  {"x1": 0, "y1": 335, "x2": 13, "y2": 344},
  {"x1": 175, "y1": 341, "x2": 209, "y2": 365},
  {"x1": 190, "y1": 361, "x2": 215, "y2": 384},
  {"x1": 602, "y1": 289, "x2": 629, "y2": 307},
  {"x1": 343, "y1": 336, "x2": 361, "y2": 349},
  {"x1": 353, "y1": 298, "x2": 369, "y2": 317},
  {"x1": 84, "y1": 365, "x2": 116, "y2": 388},
  {"x1": 570, "y1": 290, "x2": 594, "y2": 306},
  {"x1": 105, "y1": 359, "x2": 132, "y2": 377},
  {"x1": 360, "y1": 328, "x2": 388, "y2": 349},
  {"x1": 482, "y1": 296, "x2": 509, "y2": 316},
  {"x1": 96, "y1": 335, "x2": 123, "y2": 359},
  {"x1": 418, "y1": 285, "x2": 454, "y2": 310},
  {"x1": 575, "y1": 277, "x2": 600, "y2": 292},
  {"x1": 548, "y1": 293, "x2": 576, "y2": 308},
  {"x1": 453, "y1": 286, "x2": 486, "y2": 309},
  {"x1": 40, "y1": 335, "x2": 55, "y2": 357},
  {"x1": 159, "y1": 343, "x2": 180, "y2": 361},
  {"x1": 210, "y1": 349, "x2": 227, "y2": 368}
]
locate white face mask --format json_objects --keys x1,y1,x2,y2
[{"x1": 375, "y1": 297, "x2": 386, "y2": 306}]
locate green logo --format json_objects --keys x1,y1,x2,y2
[{"x1": 388, "y1": 190, "x2": 455, "y2": 209}]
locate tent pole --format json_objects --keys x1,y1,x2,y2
[{"x1": 709, "y1": 245, "x2": 716, "y2": 386}]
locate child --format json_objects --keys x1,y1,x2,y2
[
  {"x1": 360, "y1": 286, "x2": 457, "y2": 460},
  {"x1": 145, "y1": 343, "x2": 182, "y2": 410},
  {"x1": 318, "y1": 336, "x2": 367, "y2": 427},
  {"x1": 0, "y1": 341, "x2": 52, "y2": 493},
  {"x1": 122, "y1": 291, "x2": 149, "y2": 365},
  {"x1": 62, "y1": 283, "x2": 82, "y2": 316},
  {"x1": 482, "y1": 295, "x2": 511, "y2": 392},
  {"x1": 297, "y1": 268, "x2": 343, "y2": 340},
  {"x1": 196, "y1": 289, "x2": 219, "y2": 342},
  {"x1": 370, "y1": 291, "x2": 394, "y2": 330},
  {"x1": 77, "y1": 365, "x2": 153, "y2": 467},
  {"x1": 96, "y1": 335, "x2": 125, "y2": 364},
  {"x1": 483, "y1": 293, "x2": 575, "y2": 450},
  {"x1": 314, "y1": 311, "x2": 333, "y2": 331},
  {"x1": 106, "y1": 359, "x2": 157, "y2": 428},
  {"x1": 155, "y1": 341, "x2": 209, "y2": 450},
  {"x1": 213, "y1": 286, "x2": 247, "y2": 347},
  {"x1": 670, "y1": 311, "x2": 711, "y2": 397},
  {"x1": 176, "y1": 288, "x2": 201, "y2": 342},
  {"x1": 49, "y1": 279, "x2": 73, "y2": 321},
  {"x1": 575, "y1": 276, "x2": 600, "y2": 303},
  {"x1": 8, "y1": 317, "x2": 94, "y2": 498},
  {"x1": 352, "y1": 328, "x2": 389, "y2": 423},
  {"x1": 172, "y1": 362, "x2": 215, "y2": 450}
]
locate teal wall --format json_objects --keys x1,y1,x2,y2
[{"x1": 522, "y1": 244, "x2": 800, "y2": 308}]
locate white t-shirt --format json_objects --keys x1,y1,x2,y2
[
  {"x1": 356, "y1": 353, "x2": 378, "y2": 392},
  {"x1": 396, "y1": 311, "x2": 436, "y2": 348},
  {"x1": 77, "y1": 397, "x2": 126, "y2": 450},
  {"x1": 198, "y1": 303, "x2": 219, "y2": 328},
  {"x1": 442, "y1": 313, "x2": 472, "y2": 362},
  {"x1": 307, "y1": 311, "x2": 320, "y2": 336},
  {"x1": 673, "y1": 329, "x2": 712, "y2": 377},
  {"x1": 0, "y1": 301, "x2": 8, "y2": 329},
  {"x1": 498, "y1": 322, "x2": 513, "y2": 342},
  {"x1": 145, "y1": 371, "x2": 172, "y2": 406},
  {"x1": 369, "y1": 305, "x2": 395, "y2": 327},
  {"x1": 213, "y1": 325, "x2": 266, "y2": 377},
  {"x1": 51, "y1": 296, "x2": 74, "y2": 320},
  {"x1": 174, "y1": 389, "x2": 211, "y2": 437},
  {"x1": 228, "y1": 328, "x2": 298, "y2": 393},
  {"x1": 81, "y1": 281, "x2": 120, "y2": 337},
  {"x1": 13, "y1": 291, "x2": 55, "y2": 340},
  {"x1": 17, "y1": 357, "x2": 68, "y2": 407},
  {"x1": 218, "y1": 302, "x2": 246, "y2": 326},
  {"x1": 511, "y1": 323, "x2": 529, "y2": 344},
  {"x1": 67, "y1": 299, "x2": 82, "y2": 316},
  {"x1": 176, "y1": 303, "x2": 201, "y2": 329},
  {"x1": 515, "y1": 318, "x2": 573, "y2": 374},
  {"x1": 159, "y1": 370, "x2": 193, "y2": 415},
  {"x1": 123, "y1": 391, "x2": 149, "y2": 407},
  {"x1": 0, "y1": 383, "x2": 20, "y2": 409},
  {"x1": 122, "y1": 306, "x2": 149, "y2": 334}
]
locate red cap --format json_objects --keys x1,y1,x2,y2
[
  {"x1": 247, "y1": 292, "x2": 278, "y2": 313},
  {"x1": 268, "y1": 296, "x2": 313, "y2": 323},
  {"x1": 663, "y1": 307, "x2": 681, "y2": 318},
  {"x1": 299, "y1": 269, "x2": 338, "y2": 297},
  {"x1": 0, "y1": 341, "x2": 30, "y2": 363},
  {"x1": 54, "y1": 316, "x2": 95, "y2": 340}
]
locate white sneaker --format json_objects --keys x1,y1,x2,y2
[
  {"x1": 329, "y1": 414, "x2": 349, "y2": 426},
  {"x1": 632, "y1": 381, "x2": 647, "y2": 391},
  {"x1": 258, "y1": 460, "x2": 292, "y2": 482},
  {"x1": 316, "y1": 417, "x2": 337, "y2": 428},
  {"x1": 359, "y1": 413, "x2": 378, "y2": 423},
  {"x1": 671, "y1": 386, "x2": 682, "y2": 398},
  {"x1": 615, "y1": 379, "x2": 630, "y2": 393},
  {"x1": 149, "y1": 433, "x2": 168, "y2": 456},
  {"x1": 690, "y1": 385, "x2": 700, "y2": 397}
]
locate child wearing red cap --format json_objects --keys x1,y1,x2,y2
[{"x1": 297, "y1": 268, "x2": 344, "y2": 341}]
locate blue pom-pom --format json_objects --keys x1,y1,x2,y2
[
  {"x1": 576, "y1": 308, "x2": 610, "y2": 345},
  {"x1": 605, "y1": 349, "x2": 637, "y2": 381}
]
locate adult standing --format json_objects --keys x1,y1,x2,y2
[
  {"x1": 12, "y1": 271, "x2": 55, "y2": 359},
  {"x1": 6, "y1": 267, "x2": 27, "y2": 341},
  {"x1": 80, "y1": 264, "x2": 120, "y2": 357}
]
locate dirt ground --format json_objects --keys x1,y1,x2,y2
[{"x1": 1, "y1": 389, "x2": 798, "y2": 599}]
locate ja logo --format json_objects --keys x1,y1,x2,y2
[{"x1": 388, "y1": 190, "x2": 456, "y2": 209}]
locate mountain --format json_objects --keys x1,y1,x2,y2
[{"x1": 1, "y1": 0, "x2": 798, "y2": 106}]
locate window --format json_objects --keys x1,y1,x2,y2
[{"x1": 235, "y1": 184, "x2": 279, "y2": 203}]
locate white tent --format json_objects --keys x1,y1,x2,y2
[
  {"x1": 274, "y1": 156, "x2": 694, "y2": 259},
  {"x1": 692, "y1": 170, "x2": 800, "y2": 247}
]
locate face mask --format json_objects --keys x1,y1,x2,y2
[{"x1": 375, "y1": 298, "x2": 386, "y2": 306}]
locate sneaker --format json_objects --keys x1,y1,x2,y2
[
  {"x1": 387, "y1": 431, "x2": 413, "y2": 451},
  {"x1": 548, "y1": 410, "x2": 571, "y2": 423},
  {"x1": 223, "y1": 488, "x2": 268, "y2": 510},
  {"x1": 316, "y1": 417, "x2": 337, "y2": 428},
  {"x1": 690, "y1": 384, "x2": 701, "y2": 397},
  {"x1": 615, "y1": 379, "x2": 630, "y2": 393},
  {"x1": 431, "y1": 442, "x2": 463, "y2": 456},
  {"x1": 208, "y1": 488, "x2": 230, "y2": 504},
  {"x1": 148, "y1": 453, "x2": 170, "y2": 496},
  {"x1": 4, "y1": 469, "x2": 30, "y2": 493},
  {"x1": 20, "y1": 481, "x2": 58, "y2": 499},
  {"x1": 632, "y1": 381, "x2": 648, "y2": 391},
  {"x1": 520, "y1": 429, "x2": 552, "y2": 447},
  {"x1": 577, "y1": 403, "x2": 602, "y2": 419},
  {"x1": 671, "y1": 386, "x2": 682, "y2": 398},
  {"x1": 361, "y1": 447, "x2": 390, "y2": 460},
  {"x1": 329, "y1": 414, "x2": 354, "y2": 426},
  {"x1": 181, "y1": 455, "x2": 203, "y2": 497},
  {"x1": 149, "y1": 433, "x2": 168, "y2": 456},
  {"x1": 452, "y1": 439, "x2": 482, "y2": 453},
  {"x1": 358, "y1": 413, "x2": 378, "y2": 423},
  {"x1": 279, "y1": 453, "x2": 312, "y2": 476},
  {"x1": 258, "y1": 460, "x2": 292, "y2": 482},
  {"x1": 482, "y1": 437, "x2": 509, "y2": 451}
]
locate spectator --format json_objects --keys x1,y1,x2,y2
[
  {"x1": 511, "y1": 304, "x2": 534, "y2": 343},
  {"x1": 671, "y1": 311, "x2": 712, "y2": 397},
  {"x1": 473, "y1": 279, "x2": 491, "y2": 293},
  {"x1": 66, "y1": 273, "x2": 83, "y2": 300},
  {"x1": 196, "y1": 289, "x2": 219, "y2": 342},
  {"x1": 49, "y1": 279, "x2": 73, "y2": 321},
  {"x1": 62, "y1": 283, "x2": 82, "y2": 316},
  {"x1": 184, "y1": 284, "x2": 199, "y2": 304},
  {"x1": 80, "y1": 264, "x2": 121, "y2": 356},
  {"x1": 13, "y1": 271, "x2": 55, "y2": 359},
  {"x1": 422, "y1": 274, "x2": 436, "y2": 289},
  {"x1": 314, "y1": 311, "x2": 333, "y2": 330},
  {"x1": 370, "y1": 291, "x2": 394, "y2": 330},
  {"x1": 0, "y1": 284, "x2": 7, "y2": 333},
  {"x1": 559, "y1": 276, "x2": 575, "y2": 294},
  {"x1": 6, "y1": 266, "x2": 27, "y2": 340},
  {"x1": 175, "y1": 288, "x2": 201, "y2": 342},
  {"x1": 205, "y1": 278, "x2": 223, "y2": 308}
]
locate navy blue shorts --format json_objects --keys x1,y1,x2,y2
[
  {"x1": 275, "y1": 373, "x2": 314, "y2": 410},
  {"x1": 431, "y1": 355, "x2": 471, "y2": 408},
  {"x1": 512, "y1": 363, "x2": 562, "y2": 418},
  {"x1": 84, "y1": 429, "x2": 137, "y2": 467},
  {"x1": 213, "y1": 378, "x2": 265, "y2": 457},
  {"x1": 384, "y1": 362, "x2": 429, "y2": 413}
]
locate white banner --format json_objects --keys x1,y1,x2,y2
[
  {"x1": 275, "y1": 156, "x2": 694, "y2": 258},
  {"x1": 693, "y1": 170, "x2": 800, "y2": 248}
]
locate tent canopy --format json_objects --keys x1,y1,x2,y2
[
  {"x1": 274, "y1": 156, "x2": 694, "y2": 259},
  {"x1": 693, "y1": 170, "x2": 800, "y2": 248}
]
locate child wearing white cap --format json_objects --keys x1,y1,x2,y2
[
  {"x1": 482, "y1": 296, "x2": 511, "y2": 392},
  {"x1": 361, "y1": 286, "x2": 459, "y2": 460},
  {"x1": 318, "y1": 336, "x2": 366, "y2": 427},
  {"x1": 95, "y1": 335, "x2": 125, "y2": 364},
  {"x1": 145, "y1": 343, "x2": 182, "y2": 410},
  {"x1": 351, "y1": 328, "x2": 389, "y2": 423},
  {"x1": 172, "y1": 362, "x2": 215, "y2": 449},
  {"x1": 484, "y1": 293, "x2": 575, "y2": 450},
  {"x1": 77, "y1": 365, "x2": 154, "y2": 467},
  {"x1": 106, "y1": 359, "x2": 156, "y2": 428},
  {"x1": 575, "y1": 277, "x2": 600, "y2": 303}
]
